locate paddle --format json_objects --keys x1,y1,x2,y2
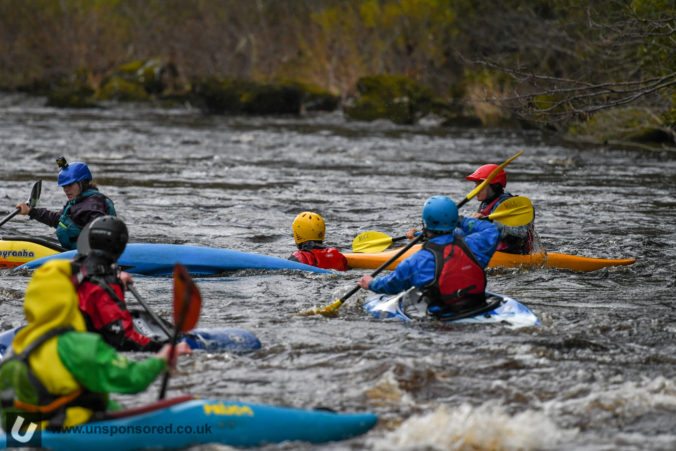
[
  {"x1": 351, "y1": 151, "x2": 526, "y2": 253},
  {"x1": 352, "y1": 231, "x2": 407, "y2": 254},
  {"x1": 158, "y1": 263, "x2": 201, "y2": 400},
  {"x1": 299, "y1": 233, "x2": 426, "y2": 316},
  {"x1": 301, "y1": 151, "x2": 525, "y2": 317},
  {"x1": 127, "y1": 283, "x2": 173, "y2": 338},
  {"x1": 484, "y1": 196, "x2": 534, "y2": 226},
  {"x1": 352, "y1": 195, "x2": 534, "y2": 253},
  {"x1": 0, "y1": 180, "x2": 42, "y2": 228}
]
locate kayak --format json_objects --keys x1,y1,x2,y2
[
  {"x1": 346, "y1": 245, "x2": 636, "y2": 272},
  {"x1": 129, "y1": 308, "x2": 262, "y2": 353},
  {"x1": 0, "y1": 235, "x2": 62, "y2": 269},
  {"x1": 364, "y1": 289, "x2": 540, "y2": 328},
  {"x1": 10, "y1": 240, "x2": 331, "y2": 275},
  {"x1": 0, "y1": 308, "x2": 261, "y2": 359},
  {"x1": 0, "y1": 395, "x2": 377, "y2": 449}
]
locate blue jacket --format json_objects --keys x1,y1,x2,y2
[{"x1": 368, "y1": 218, "x2": 500, "y2": 295}]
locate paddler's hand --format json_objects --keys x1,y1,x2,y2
[
  {"x1": 119, "y1": 271, "x2": 133, "y2": 290},
  {"x1": 406, "y1": 228, "x2": 418, "y2": 240},
  {"x1": 358, "y1": 275, "x2": 373, "y2": 290},
  {"x1": 15, "y1": 202, "x2": 30, "y2": 215},
  {"x1": 471, "y1": 212, "x2": 487, "y2": 220},
  {"x1": 157, "y1": 342, "x2": 192, "y2": 371}
]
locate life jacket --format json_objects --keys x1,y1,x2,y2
[
  {"x1": 480, "y1": 193, "x2": 534, "y2": 254},
  {"x1": 0, "y1": 327, "x2": 106, "y2": 430},
  {"x1": 291, "y1": 247, "x2": 348, "y2": 271},
  {"x1": 421, "y1": 237, "x2": 486, "y2": 316},
  {"x1": 56, "y1": 190, "x2": 116, "y2": 249}
]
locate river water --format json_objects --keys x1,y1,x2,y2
[{"x1": 0, "y1": 93, "x2": 675, "y2": 450}]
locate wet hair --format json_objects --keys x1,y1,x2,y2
[
  {"x1": 81, "y1": 180, "x2": 98, "y2": 191},
  {"x1": 484, "y1": 183, "x2": 504, "y2": 204},
  {"x1": 490, "y1": 183, "x2": 504, "y2": 196},
  {"x1": 423, "y1": 228, "x2": 450, "y2": 239}
]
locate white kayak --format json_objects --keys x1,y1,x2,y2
[{"x1": 363, "y1": 289, "x2": 540, "y2": 328}]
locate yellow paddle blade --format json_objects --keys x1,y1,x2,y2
[
  {"x1": 298, "y1": 299, "x2": 343, "y2": 317},
  {"x1": 464, "y1": 151, "x2": 524, "y2": 203},
  {"x1": 352, "y1": 231, "x2": 394, "y2": 253},
  {"x1": 487, "y1": 196, "x2": 534, "y2": 226}
]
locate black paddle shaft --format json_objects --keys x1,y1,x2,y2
[
  {"x1": 339, "y1": 233, "x2": 425, "y2": 303},
  {"x1": 0, "y1": 180, "x2": 42, "y2": 228},
  {"x1": 128, "y1": 284, "x2": 173, "y2": 338}
]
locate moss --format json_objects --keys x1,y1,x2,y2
[
  {"x1": 46, "y1": 83, "x2": 96, "y2": 108},
  {"x1": 192, "y1": 76, "x2": 254, "y2": 114},
  {"x1": 96, "y1": 77, "x2": 149, "y2": 101},
  {"x1": 193, "y1": 77, "x2": 312, "y2": 115},
  {"x1": 344, "y1": 74, "x2": 436, "y2": 124},
  {"x1": 281, "y1": 80, "x2": 339, "y2": 112},
  {"x1": 103, "y1": 59, "x2": 182, "y2": 98}
]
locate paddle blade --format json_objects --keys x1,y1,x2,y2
[
  {"x1": 352, "y1": 231, "x2": 394, "y2": 253},
  {"x1": 28, "y1": 180, "x2": 42, "y2": 208},
  {"x1": 173, "y1": 264, "x2": 201, "y2": 332},
  {"x1": 487, "y1": 196, "x2": 534, "y2": 226},
  {"x1": 298, "y1": 299, "x2": 342, "y2": 317},
  {"x1": 462, "y1": 151, "x2": 523, "y2": 207}
]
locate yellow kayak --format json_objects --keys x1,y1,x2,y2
[
  {"x1": 0, "y1": 237, "x2": 61, "y2": 269},
  {"x1": 345, "y1": 245, "x2": 636, "y2": 272}
]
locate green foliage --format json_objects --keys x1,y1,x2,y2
[
  {"x1": 631, "y1": 0, "x2": 676, "y2": 74},
  {"x1": 0, "y1": 0, "x2": 671, "y2": 145}
]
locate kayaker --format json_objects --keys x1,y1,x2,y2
[
  {"x1": 288, "y1": 211, "x2": 348, "y2": 271},
  {"x1": 358, "y1": 196, "x2": 500, "y2": 317},
  {"x1": 15, "y1": 156, "x2": 116, "y2": 250},
  {"x1": 0, "y1": 258, "x2": 190, "y2": 430},
  {"x1": 72, "y1": 215, "x2": 167, "y2": 352},
  {"x1": 464, "y1": 164, "x2": 536, "y2": 254}
]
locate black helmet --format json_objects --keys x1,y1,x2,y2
[{"x1": 77, "y1": 216, "x2": 128, "y2": 261}]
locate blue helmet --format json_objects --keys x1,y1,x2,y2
[
  {"x1": 422, "y1": 196, "x2": 458, "y2": 232},
  {"x1": 58, "y1": 162, "x2": 92, "y2": 186}
]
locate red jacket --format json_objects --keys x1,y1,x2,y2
[
  {"x1": 73, "y1": 269, "x2": 164, "y2": 352},
  {"x1": 290, "y1": 247, "x2": 348, "y2": 271}
]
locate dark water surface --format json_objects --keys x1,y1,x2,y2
[{"x1": 1, "y1": 94, "x2": 675, "y2": 450}]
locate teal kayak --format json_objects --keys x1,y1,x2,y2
[
  {"x1": 15, "y1": 242, "x2": 331, "y2": 275},
  {"x1": 0, "y1": 396, "x2": 377, "y2": 449}
]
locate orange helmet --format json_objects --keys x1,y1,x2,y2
[
  {"x1": 292, "y1": 212, "x2": 325, "y2": 244},
  {"x1": 466, "y1": 164, "x2": 507, "y2": 188}
]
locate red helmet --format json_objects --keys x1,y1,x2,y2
[{"x1": 466, "y1": 164, "x2": 507, "y2": 188}]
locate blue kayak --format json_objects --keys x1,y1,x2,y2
[
  {"x1": 364, "y1": 289, "x2": 540, "y2": 328},
  {"x1": 0, "y1": 395, "x2": 377, "y2": 449},
  {"x1": 0, "y1": 308, "x2": 261, "y2": 359},
  {"x1": 16, "y1": 243, "x2": 331, "y2": 275}
]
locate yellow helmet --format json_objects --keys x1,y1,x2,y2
[{"x1": 293, "y1": 212, "x2": 325, "y2": 244}]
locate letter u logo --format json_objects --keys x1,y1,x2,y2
[{"x1": 11, "y1": 416, "x2": 37, "y2": 443}]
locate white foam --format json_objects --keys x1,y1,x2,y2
[{"x1": 372, "y1": 402, "x2": 571, "y2": 450}]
